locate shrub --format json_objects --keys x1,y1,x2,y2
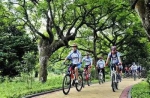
[{"x1": 146, "y1": 70, "x2": 150, "y2": 88}]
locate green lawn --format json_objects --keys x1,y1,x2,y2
[
  {"x1": 0, "y1": 75, "x2": 63, "y2": 98},
  {"x1": 131, "y1": 81, "x2": 150, "y2": 98}
]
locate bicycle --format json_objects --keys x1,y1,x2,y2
[
  {"x1": 132, "y1": 70, "x2": 137, "y2": 81},
  {"x1": 82, "y1": 66, "x2": 91, "y2": 87},
  {"x1": 97, "y1": 68, "x2": 104, "y2": 84},
  {"x1": 111, "y1": 64, "x2": 119, "y2": 92},
  {"x1": 62, "y1": 63, "x2": 83, "y2": 95}
]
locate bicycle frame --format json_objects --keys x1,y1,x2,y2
[
  {"x1": 98, "y1": 68, "x2": 103, "y2": 78},
  {"x1": 83, "y1": 67, "x2": 89, "y2": 80},
  {"x1": 111, "y1": 66, "x2": 117, "y2": 82}
]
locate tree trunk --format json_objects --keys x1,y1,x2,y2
[
  {"x1": 38, "y1": 39, "x2": 51, "y2": 82},
  {"x1": 134, "y1": 0, "x2": 150, "y2": 39},
  {"x1": 93, "y1": 30, "x2": 98, "y2": 79}
]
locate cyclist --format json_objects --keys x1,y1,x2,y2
[
  {"x1": 130, "y1": 62, "x2": 138, "y2": 77},
  {"x1": 63, "y1": 43, "x2": 82, "y2": 83},
  {"x1": 105, "y1": 46, "x2": 122, "y2": 82},
  {"x1": 137, "y1": 64, "x2": 142, "y2": 78},
  {"x1": 124, "y1": 65, "x2": 129, "y2": 77},
  {"x1": 82, "y1": 52, "x2": 93, "y2": 77},
  {"x1": 96, "y1": 56, "x2": 105, "y2": 82}
]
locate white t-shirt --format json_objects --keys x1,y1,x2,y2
[
  {"x1": 67, "y1": 50, "x2": 81, "y2": 64},
  {"x1": 131, "y1": 65, "x2": 137, "y2": 70},
  {"x1": 97, "y1": 59, "x2": 105, "y2": 68},
  {"x1": 108, "y1": 52, "x2": 121, "y2": 64},
  {"x1": 82, "y1": 56, "x2": 92, "y2": 66}
]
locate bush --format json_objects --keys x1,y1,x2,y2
[
  {"x1": 146, "y1": 70, "x2": 150, "y2": 88},
  {"x1": 131, "y1": 81, "x2": 150, "y2": 98}
]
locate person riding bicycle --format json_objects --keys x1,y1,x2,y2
[
  {"x1": 130, "y1": 62, "x2": 138, "y2": 76},
  {"x1": 96, "y1": 56, "x2": 105, "y2": 82},
  {"x1": 137, "y1": 64, "x2": 142, "y2": 78},
  {"x1": 82, "y1": 52, "x2": 93, "y2": 78},
  {"x1": 63, "y1": 43, "x2": 82, "y2": 83},
  {"x1": 124, "y1": 65, "x2": 129, "y2": 77},
  {"x1": 105, "y1": 46, "x2": 122, "y2": 82}
]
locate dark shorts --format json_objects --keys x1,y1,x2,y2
[
  {"x1": 110, "y1": 64, "x2": 118, "y2": 71},
  {"x1": 84, "y1": 65, "x2": 90, "y2": 70},
  {"x1": 137, "y1": 68, "x2": 141, "y2": 72},
  {"x1": 97, "y1": 68, "x2": 104, "y2": 73}
]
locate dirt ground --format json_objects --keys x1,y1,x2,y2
[{"x1": 32, "y1": 78, "x2": 142, "y2": 98}]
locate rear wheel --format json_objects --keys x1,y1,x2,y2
[
  {"x1": 75, "y1": 74, "x2": 83, "y2": 91},
  {"x1": 98, "y1": 73, "x2": 103, "y2": 84},
  {"x1": 87, "y1": 75, "x2": 90, "y2": 86},
  {"x1": 62, "y1": 74, "x2": 71, "y2": 95}
]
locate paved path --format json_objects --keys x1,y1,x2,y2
[{"x1": 32, "y1": 78, "x2": 142, "y2": 98}]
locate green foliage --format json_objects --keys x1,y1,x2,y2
[
  {"x1": 131, "y1": 81, "x2": 150, "y2": 98},
  {"x1": 0, "y1": 75, "x2": 63, "y2": 98},
  {"x1": 147, "y1": 71, "x2": 150, "y2": 88}
]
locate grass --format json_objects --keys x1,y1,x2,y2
[
  {"x1": 0, "y1": 72, "x2": 111, "y2": 98},
  {"x1": 0, "y1": 75, "x2": 63, "y2": 98},
  {"x1": 131, "y1": 81, "x2": 150, "y2": 98}
]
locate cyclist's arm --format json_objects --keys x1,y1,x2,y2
[
  {"x1": 96, "y1": 60, "x2": 99, "y2": 67},
  {"x1": 103, "y1": 60, "x2": 106, "y2": 68},
  {"x1": 82, "y1": 57, "x2": 85, "y2": 63},
  {"x1": 78, "y1": 51, "x2": 82, "y2": 63},
  {"x1": 64, "y1": 52, "x2": 72, "y2": 62},
  {"x1": 90, "y1": 58, "x2": 93, "y2": 66},
  {"x1": 117, "y1": 52, "x2": 122, "y2": 65},
  {"x1": 105, "y1": 53, "x2": 110, "y2": 66}
]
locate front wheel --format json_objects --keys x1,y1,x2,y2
[
  {"x1": 75, "y1": 74, "x2": 83, "y2": 91},
  {"x1": 111, "y1": 74, "x2": 116, "y2": 92},
  {"x1": 62, "y1": 74, "x2": 71, "y2": 95},
  {"x1": 134, "y1": 73, "x2": 136, "y2": 81}
]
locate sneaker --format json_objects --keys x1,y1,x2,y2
[
  {"x1": 89, "y1": 74, "x2": 91, "y2": 77},
  {"x1": 75, "y1": 80, "x2": 78, "y2": 83},
  {"x1": 72, "y1": 80, "x2": 75, "y2": 86}
]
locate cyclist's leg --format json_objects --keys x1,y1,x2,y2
[
  {"x1": 75, "y1": 63, "x2": 82, "y2": 83},
  {"x1": 72, "y1": 64, "x2": 78, "y2": 83},
  {"x1": 97, "y1": 68, "x2": 100, "y2": 74},
  {"x1": 120, "y1": 67, "x2": 122, "y2": 79},
  {"x1": 102, "y1": 68, "x2": 105, "y2": 81},
  {"x1": 88, "y1": 65, "x2": 91, "y2": 77},
  {"x1": 116, "y1": 65, "x2": 119, "y2": 82}
]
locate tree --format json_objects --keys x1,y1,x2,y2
[
  {"x1": 0, "y1": 3, "x2": 37, "y2": 77},
  {"x1": 131, "y1": 0, "x2": 150, "y2": 40},
  {"x1": 4, "y1": 0, "x2": 104, "y2": 82}
]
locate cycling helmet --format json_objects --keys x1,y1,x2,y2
[
  {"x1": 86, "y1": 52, "x2": 90, "y2": 55},
  {"x1": 99, "y1": 56, "x2": 103, "y2": 59},
  {"x1": 111, "y1": 46, "x2": 117, "y2": 50},
  {"x1": 71, "y1": 43, "x2": 77, "y2": 47}
]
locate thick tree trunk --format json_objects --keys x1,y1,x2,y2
[
  {"x1": 38, "y1": 39, "x2": 51, "y2": 82},
  {"x1": 134, "y1": 0, "x2": 150, "y2": 39}
]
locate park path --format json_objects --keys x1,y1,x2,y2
[{"x1": 32, "y1": 78, "x2": 142, "y2": 98}]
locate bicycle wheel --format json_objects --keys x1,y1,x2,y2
[
  {"x1": 75, "y1": 74, "x2": 83, "y2": 91},
  {"x1": 115, "y1": 76, "x2": 118, "y2": 90},
  {"x1": 87, "y1": 75, "x2": 90, "y2": 86},
  {"x1": 98, "y1": 73, "x2": 101, "y2": 84},
  {"x1": 98, "y1": 73, "x2": 103, "y2": 84},
  {"x1": 62, "y1": 74, "x2": 71, "y2": 95},
  {"x1": 82, "y1": 72, "x2": 86, "y2": 88},
  {"x1": 134, "y1": 73, "x2": 136, "y2": 81},
  {"x1": 111, "y1": 74, "x2": 116, "y2": 92}
]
